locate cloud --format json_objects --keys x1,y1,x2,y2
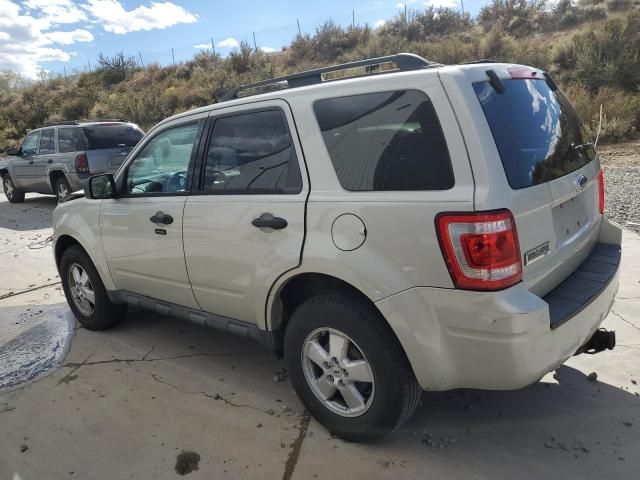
[
  {"x1": 81, "y1": 0, "x2": 198, "y2": 35},
  {"x1": 23, "y1": 0, "x2": 88, "y2": 27},
  {"x1": 396, "y1": 0, "x2": 417, "y2": 7},
  {"x1": 217, "y1": 37, "x2": 239, "y2": 48},
  {"x1": 424, "y1": 0, "x2": 459, "y2": 7},
  {"x1": 193, "y1": 43, "x2": 210, "y2": 49},
  {"x1": 374, "y1": 19, "x2": 386, "y2": 28},
  {"x1": 259, "y1": 46, "x2": 277, "y2": 53},
  {"x1": 45, "y1": 29, "x2": 94, "y2": 45}
]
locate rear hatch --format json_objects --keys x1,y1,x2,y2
[
  {"x1": 81, "y1": 122, "x2": 143, "y2": 174},
  {"x1": 465, "y1": 66, "x2": 602, "y2": 295}
]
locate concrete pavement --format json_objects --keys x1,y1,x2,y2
[{"x1": 1, "y1": 193, "x2": 639, "y2": 479}]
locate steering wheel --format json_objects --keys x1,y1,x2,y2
[{"x1": 167, "y1": 171, "x2": 187, "y2": 192}]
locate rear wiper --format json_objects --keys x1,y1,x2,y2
[{"x1": 569, "y1": 142, "x2": 594, "y2": 152}]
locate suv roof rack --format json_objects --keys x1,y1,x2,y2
[
  {"x1": 43, "y1": 120, "x2": 80, "y2": 127},
  {"x1": 222, "y1": 53, "x2": 437, "y2": 101}
]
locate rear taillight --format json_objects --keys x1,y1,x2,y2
[
  {"x1": 74, "y1": 153, "x2": 89, "y2": 173},
  {"x1": 436, "y1": 210, "x2": 522, "y2": 291},
  {"x1": 596, "y1": 169, "x2": 605, "y2": 214}
]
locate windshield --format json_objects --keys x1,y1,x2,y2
[
  {"x1": 473, "y1": 79, "x2": 596, "y2": 189},
  {"x1": 81, "y1": 123, "x2": 143, "y2": 150}
]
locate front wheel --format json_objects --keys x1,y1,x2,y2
[
  {"x1": 2, "y1": 175, "x2": 25, "y2": 203},
  {"x1": 60, "y1": 245, "x2": 126, "y2": 330},
  {"x1": 284, "y1": 294, "x2": 421, "y2": 442}
]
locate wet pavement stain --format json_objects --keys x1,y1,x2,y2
[
  {"x1": 0, "y1": 305, "x2": 75, "y2": 392},
  {"x1": 175, "y1": 451, "x2": 201, "y2": 475}
]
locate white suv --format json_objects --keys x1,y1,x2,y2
[{"x1": 52, "y1": 54, "x2": 622, "y2": 441}]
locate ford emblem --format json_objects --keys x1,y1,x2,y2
[{"x1": 576, "y1": 174, "x2": 588, "y2": 191}]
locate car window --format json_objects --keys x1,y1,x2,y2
[
  {"x1": 125, "y1": 122, "x2": 199, "y2": 195},
  {"x1": 21, "y1": 131, "x2": 40, "y2": 155},
  {"x1": 38, "y1": 129, "x2": 55, "y2": 154},
  {"x1": 58, "y1": 128, "x2": 85, "y2": 153},
  {"x1": 314, "y1": 90, "x2": 454, "y2": 191},
  {"x1": 81, "y1": 123, "x2": 143, "y2": 150},
  {"x1": 203, "y1": 109, "x2": 302, "y2": 194}
]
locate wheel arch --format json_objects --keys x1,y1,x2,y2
[
  {"x1": 49, "y1": 170, "x2": 68, "y2": 191},
  {"x1": 0, "y1": 168, "x2": 8, "y2": 178}
]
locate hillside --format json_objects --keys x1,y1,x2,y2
[{"x1": 0, "y1": 0, "x2": 639, "y2": 148}]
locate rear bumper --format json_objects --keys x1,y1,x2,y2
[{"x1": 375, "y1": 217, "x2": 622, "y2": 391}]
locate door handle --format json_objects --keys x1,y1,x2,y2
[
  {"x1": 29, "y1": 160, "x2": 34, "y2": 164},
  {"x1": 149, "y1": 211, "x2": 174, "y2": 225},
  {"x1": 252, "y1": 213, "x2": 288, "y2": 230},
  {"x1": 47, "y1": 159, "x2": 53, "y2": 163}
]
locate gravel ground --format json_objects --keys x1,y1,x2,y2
[{"x1": 599, "y1": 141, "x2": 640, "y2": 234}]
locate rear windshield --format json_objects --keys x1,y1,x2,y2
[
  {"x1": 80, "y1": 123, "x2": 143, "y2": 150},
  {"x1": 473, "y1": 79, "x2": 596, "y2": 189}
]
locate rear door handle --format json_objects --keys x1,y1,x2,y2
[
  {"x1": 29, "y1": 160, "x2": 34, "y2": 164},
  {"x1": 47, "y1": 159, "x2": 53, "y2": 163},
  {"x1": 149, "y1": 211, "x2": 174, "y2": 225},
  {"x1": 252, "y1": 213, "x2": 288, "y2": 230}
]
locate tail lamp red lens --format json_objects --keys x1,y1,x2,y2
[
  {"x1": 436, "y1": 210, "x2": 522, "y2": 290},
  {"x1": 596, "y1": 169, "x2": 605, "y2": 214},
  {"x1": 74, "y1": 153, "x2": 89, "y2": 173}
]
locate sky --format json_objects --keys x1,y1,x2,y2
[{"x1": 0, "y1": 0, "x2": 488, "y2": 79}]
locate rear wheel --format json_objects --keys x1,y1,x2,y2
[
  {"x1": 60, "y1": 245, "x2": 126, "y2": 330},
  {"x1": 2, "y1": 175, "x2": 25, "y2": 203},
  {"x1": 55, "y1": 176, "x2": 71, "y2": 201},
  {"x1": 284, "y1": 294, "x2": 421, "y2": 442}
]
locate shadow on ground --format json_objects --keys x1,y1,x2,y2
[{"x1": 0, "y1": 195, "x2": 56, "y2": 231}]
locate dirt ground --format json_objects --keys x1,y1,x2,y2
[{"x1": 1, "y1": 188, "x2": 639, "y2": 479}]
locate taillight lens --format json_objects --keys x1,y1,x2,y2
[
  {"x1": 74, "y1": 153, "x2": 89, "y2": 173},
  {"x1": 436, "y1": 210, "x2": 522, "y2": 290},
  {"x1": 596, "y1": 169, "x2": 605, "y2": 214}
]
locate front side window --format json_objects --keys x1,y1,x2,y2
[
  {"x1": 21, "y1": 131, "x2": 40, "y2": 155},
  {"x1": 203, "y1": 110, "x2": 302, "y2": 194},
  {"x1": 58, "y1": 128, "x2": 84, "y2": 153},
  {"x1": 314, "y1": 90, "x2": 454, "y2": 191},
  {"x1": 38, "y1": 129, "x2": 55, "y2": 154},
  {"x1": 125, "y1": 123, "x2": 199, "y2": 195}
]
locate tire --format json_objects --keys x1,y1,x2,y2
[
  {"x1": 60, "y1": 245, "x2": 126, "y2": 330},
  {"x1": 284, "y1": 294, "x2": 421, "y2": 442},
  {"x1": 55, "y1": 176, "x2": 71, "y2": 201},
  {"x1": 2, "y1": 175, "x2": 25, "y2": 203}
]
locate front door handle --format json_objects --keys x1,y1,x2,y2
[
  {"x1": 29, "y1": 160, "x2": 34, "y2": 164},
  {"x1": 149, "y1": 211, "x2": 173, "y2": 225},
  {"x1": 252, "y1": 213, "x2": 288, "y2": 230},
  {"x1": 47, "y1": 159, "x2": 53, "y2": 163}
]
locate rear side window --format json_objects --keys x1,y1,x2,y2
[
  {"x1": 313, "y1": 90, "x2": 454, "y2": 191},
  {"x1": 38, "y1": 129, "x2": 55, "y2": 154},
  {"x1": 203, "y1": 109, "x2": 302, "y2": 194},
  {"x1": 474, "y1": 79, "x2": 596, "y2": 189},
  {"x1": 58, "y1": 128, "x2": 84, "y2": 153},
  {"x1": 81, "y1": 123, "x2": 143, "y2": 150}
]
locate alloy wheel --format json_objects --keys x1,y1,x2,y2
[
  {"x1": 67, "y1": 263, "x2": 96, "y2": 316},
  {"x1": 57, "y1": 182, "x2": 69, "y2": 199},
  {"x1": 301, "y1": 327, "x2": 375, "y2": 417},
  {"x1": 4, "y1": 177, "x2": 14, "y2": 200}
]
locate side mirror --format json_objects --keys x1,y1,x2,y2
[
  {"x1": 6, "y1": 147, "x2": 20, "y2": 156},
  {"x1": 86, "y1": 174, "x2": 116, "y2": 199}
]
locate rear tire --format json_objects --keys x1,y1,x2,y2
[
  {"x1": 60, "y1": 245, "x2": 126, "y2": 330},
  {"x1": 284, "y1": 294, "x2": 421, "y2": 442},
  {"x1": 2, "y1": 175, "x2": 25, "y2": 203},
  {"x1": 55, "y1": 176, "x2": 71, "y2": 201}
]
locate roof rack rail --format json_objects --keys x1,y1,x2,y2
[
  {"x1": 43, "y1": 120, "x2": 80, "y2": 127},
  {"x1": 462, "y1": 59, "x2": 497, "y2": 64},
  {"x1": 87, "y1": 118, "x2": 130, "y2": 123},
  {"x1": 222, "y1": 53, "x2": 436, "y2": 101}
]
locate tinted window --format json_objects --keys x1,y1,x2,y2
[
  {"x1": 21, "y1": 131, "x2": 40, "y2": 155},
  {"x1": 81, "y1": 123, "x2": 143, "y2": 150},
  {"x1": 126, "y1": 123, "x2": 198, "y2": 195},
  {"x1": 58, "y1": 128, "x2": 84, "y2": 153},
  {"x1": 314, "y1": 90, "x2": 454, "y2": 191},
  {"x1": 474, "y1": 79, "x2": 595, "y2": 189},
  {"x1": 38, "y1": 129, "x2": 55, "y2": 154},
  {"x1": 203, "y1": 110, "x2": 302, "y2": 193}
]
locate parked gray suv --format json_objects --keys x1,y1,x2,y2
[{"x1": 1, "y1": 120, "x2": 144, "y2": 202}]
